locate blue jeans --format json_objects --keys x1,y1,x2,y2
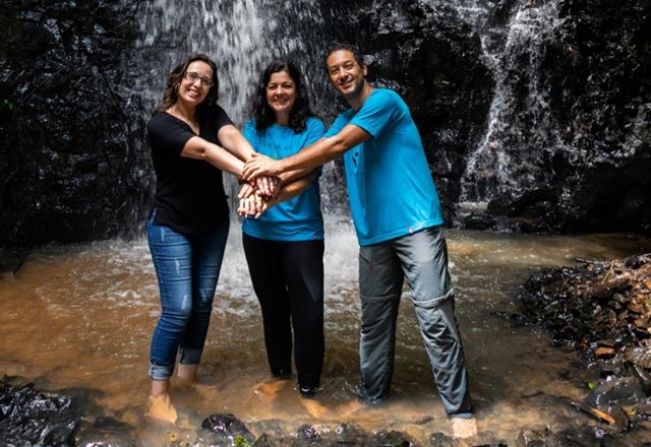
[
  {"x1": 147, "y1": 219, "x2": 229, "y2": 380},
  {"x1": 358, "y1": 226, "x2": 473, "y2": 417}
]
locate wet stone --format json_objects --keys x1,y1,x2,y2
[
  {"x1": 372, "y1": 430, "x2": 414, "y2": 446},
  {"x1": 335, "y1": 423, "x2": 372, "y2": 444},
  {"x1": 200, "y1": 413, "x2": 255, "y2": 446},
  {"x1": 428, "y1": 432, "x2": 464, "y2": 446},
  {"x1": 296, "y1": 424, "x2": 320, "y2": 442},
  {"x1": 0, "y1": 379, "x2": 79, "y2": 447},
  {"x1": 253, "y1": 433, "x2": 275, "y2": 447}
]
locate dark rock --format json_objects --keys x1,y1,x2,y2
[
  {"x1": 2, "y1": 0, "x2": 650, "y2": 251},
  {"x1": 336, "y1": 423, "x2": 373, "y2": 445},
  {"x1": 428, "y1": 432, "x2": 464, "y2": 446},
  {"x1": 0, "y1": 0, "x2": 152, "y2": 250},
  {"x1": 201, "y1": 413, "x2": 255, "y2": 445},
  {"x1": 372, "y1": 430, "x2": 414, "y2": 446},
  {"x1": 583, "y1": 376, "x2": 646, "y2": 408},
  {"x1": 319, "y1": 0, "x2": 493, "y2": 221},
  {"x1": 0, "y1": 380, "x2": 79, "y2": 447},
  {"x1": 296, "y1": 424, "x2": 320, "y2": 443}
]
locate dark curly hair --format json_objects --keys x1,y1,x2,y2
[
  {"x1": 251, "y1": 60, "x2": 314, "y2": 133},
  {"x1": 156, "y1": 53, "x2": 220, "y2": 115}
]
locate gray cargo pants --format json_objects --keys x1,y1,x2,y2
[{"x1": 358, "y1": 226, "x2": 473, "y2": 417}]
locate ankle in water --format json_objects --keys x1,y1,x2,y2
[{"x1": 299, "y1": 385, "x2": 318, "y2": 397}]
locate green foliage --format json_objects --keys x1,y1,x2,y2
[
  {"x1": 234, "y1": 435, "x2": 249, "y2": 447},
  {"x1": 2, "y1": 99, "x2": 13, "y2": 111}
]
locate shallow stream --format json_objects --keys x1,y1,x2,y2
[{"x1": 1, "y1": 219, "x2": 649, "y2": 445}]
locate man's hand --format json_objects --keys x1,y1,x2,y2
[{"x1": 243, "y1": 153, "x2": 282, "y2": 180}]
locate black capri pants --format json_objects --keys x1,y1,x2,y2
[{"x1": 242, "y1": 233, "x2": 325, "y2": 389}]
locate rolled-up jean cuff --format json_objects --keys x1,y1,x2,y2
[
  {"x1": 449, "y1": 411, "x2": 474, "y2": 419},
  {"x1": 179, "y1": 347, "x2": 202, "y2": 365},
  {"x1": 149, "y1": 363, "x2": 174, "y2": 380}
]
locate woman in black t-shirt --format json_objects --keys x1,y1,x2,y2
[{"x1": 146, "y1": 54, "x2": 278, "y2": 423}]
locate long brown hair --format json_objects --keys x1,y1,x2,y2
[{"x1": 156, "y1": 53, "x2": 220, "y2": 115}]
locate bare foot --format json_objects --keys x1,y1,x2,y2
[
  {"x1": 451, "y1": 416, "x2": 478, "y2": 438},
  {"x1": 147, "y1": 393, "x2": 178, "y2": 424},
  {"x1": 336, "y1": 399, "x2": 364, "y2": 417},
  {"x1": 299, "y1": 397, "x2": 330, "y2": 419},
  {"x1": 254, "y1": 378, "x2": 289, "y2": 401}
]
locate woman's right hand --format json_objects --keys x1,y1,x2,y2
[
  {"x1": 255, "y1": 176, "x2": 281, "y2": 199},
  {"x1": 237, "y1": 194, "x2": 269, "y2": 219},
  {"x1": 238, "y1": 182, "x2": 256, "y2": 199}
]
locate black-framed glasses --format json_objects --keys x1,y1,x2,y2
[{"x1": 184, "y1": 72, "x2": 213, "y2": 87}]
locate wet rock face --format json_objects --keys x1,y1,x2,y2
[
  {"x1": 321, "y1": 0, "x2": 650, "y2": 233},
  {"x1": 542, "y1": 0, "x2": 651, "y2": 232},
  {"x1": 459, "y1": 0, "x2": 651, "y2": 233},
  {"x1": 319, "y1": 0, "x2": 494, "y2": 220},
  {"x1": 0, "y1": 0, "x2": 152, "y2": 248},
  {"x1": 1, "y1": 0, "x2": 650, "y2": 250}
]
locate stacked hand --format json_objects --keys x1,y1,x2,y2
[
  {"x1": 242, "y1": 153, "x2": 282, "y2": 181},
  {"x1": 237, "y1": 175, "x2": 280, "y2": 219}
]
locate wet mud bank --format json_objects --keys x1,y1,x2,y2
[{"x1": 514, "y1": 253, "x2": 651, "y2": 442}]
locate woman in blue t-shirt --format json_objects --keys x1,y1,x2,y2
[{"x1": 238, "y1": 61, "x2": 326, "y2": 396}]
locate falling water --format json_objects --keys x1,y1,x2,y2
[
  {"x1": 456, "y1": 0, "x2": 571, "y2": 206},
  {"x1": 136, "y1": 0, "x2": 325, "y2": 125},
  {"x1": 134, "y1": 0, "x2": 335, "y2": 210}
]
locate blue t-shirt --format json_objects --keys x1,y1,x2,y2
[
  {"x1": 242, "y1": 117, "x2": 325, "y2": 241},
  {"x1": 325, "y1": 88, "x2": 444, "y2": 246}
]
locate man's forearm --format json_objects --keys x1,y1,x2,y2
[{"x1": 278, "y1": 135, "x2": 348, "y2": 173}]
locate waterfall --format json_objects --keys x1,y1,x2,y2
[
  {"x1": 134, "y1": 0, "x2": 333, "y2": 211},
  {"x1": 456, "y1": 0, "x2": 570, "y2": 207},
  {"x1": 136, "y1": 0, "x2": 325, "y2": 125}
]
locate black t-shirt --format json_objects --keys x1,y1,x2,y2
[{"x1": 147, "y1": 105, "x2": 232, "y2": 234}]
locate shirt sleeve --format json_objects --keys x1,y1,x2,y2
[
  {"x1": 305, "y1": 117, "x2": 326, "y2": 146},
  {"x1": 303, "y1": 118, "x2": 326, "y2": 176},
  {"x1": 349, "y1": 90, "x2": 402, "y2": 139},
  {"x1": 211, "y1": 104, "x2": 234, "y2": 132},
  {"x1": 324, "y1": 112, "x2": 350, "y2": 138},
  {"x1": 148, "y1": 114, "x2": 194, "y2": 157},
  {"x1": 242, "y1": 119, "x2": 258, "y2": 148}
]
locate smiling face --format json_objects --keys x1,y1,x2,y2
[
  {"x1": 178, "y1": 60, "x2": 214, "y2": 106},
  {"x1": 326, "y1": 49, "x2": 368, "y2": 102},
  {"x1": 265, "y1": 70, "x2": 296, "y2": 123}
]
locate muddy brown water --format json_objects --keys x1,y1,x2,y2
[{"x1": 1, "y1": 219, "x2": 650, "y2": 445}]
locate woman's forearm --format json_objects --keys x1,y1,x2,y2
[
  {"x1": 181, "y1": 136, "x2": 245, "y2": 176},
  {"x1": 218, "y1": 124, "x2": 256, "y2": 162}
]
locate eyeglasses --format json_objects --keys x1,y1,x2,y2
[{"x1": 184, "y1": 72, "x2": 214, "y2": 87}]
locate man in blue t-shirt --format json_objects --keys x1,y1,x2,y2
[{"x1": 243, "y1": 43, "x2": 476, "y2": 438}]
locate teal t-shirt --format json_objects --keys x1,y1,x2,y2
[
  {"x1": 325, "y1": 88, "x2": 444, "y2": 246},
  {"x1": 242, "y1": 116, "x2": 325, "y2": 241}
]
